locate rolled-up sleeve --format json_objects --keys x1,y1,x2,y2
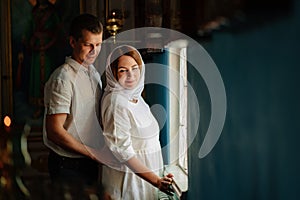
[
  {"x1": 44, "y1": 78, "x2": 72, "y2": 115},
  {"x1": 102, "y1": 103, "x2": 136, "y2": 162}
]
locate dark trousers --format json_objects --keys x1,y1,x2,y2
[{"x1": 48, "y1": 151, "x2": 100, "y2": 198}]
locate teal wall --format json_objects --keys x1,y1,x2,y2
[
  {"x1": 144, "y1": 51, "x2": 170, "y2": 164},
  {"x1": 187, "y1": 1, "x2": 300, "y2": 200}
]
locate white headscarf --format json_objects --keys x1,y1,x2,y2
[{"x1": 102, "y1": 45, "x2": 145, "y2": 102}]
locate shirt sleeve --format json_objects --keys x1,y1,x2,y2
[
  {"x1": 102, "y1": 100, "x2": 136, "y2": 163},
  {"x1": 44, "y1": 78, "x2": 72, "y2": 115}
]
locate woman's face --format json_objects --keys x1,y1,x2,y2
[{"x1": 117, "y1": 55, "x2": 141, "y2": 89}]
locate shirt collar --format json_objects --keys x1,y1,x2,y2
[{"x1": 65, "y1": 56, "x2": 90, "y2": 73}]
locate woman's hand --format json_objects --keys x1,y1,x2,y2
[{"x1": 157, "y1": 173, "x2": 174, "y2": 195}]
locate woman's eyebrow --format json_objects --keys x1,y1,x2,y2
[
  {"x1": 118, "y1": 64, "x2": 138, "y2": 69},
  {"x1": 131, "y1": 64, "x2": 139, "y2": 68}
]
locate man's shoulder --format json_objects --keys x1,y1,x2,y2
[{"x1": 48, "y1": 63, "x2": 76, "y2": 82}]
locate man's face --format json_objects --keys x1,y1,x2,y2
[{"x1": 70, "y1": 29, "x2": 103, "y2": 67}]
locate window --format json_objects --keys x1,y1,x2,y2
[
  {"x1": 165, "y1": 40, "x2": 188, "y2": 196},
  {"x1": 143, "y1": 40, "x2": 188, "y2": 197},
  {"x1": 167, "y1": 40, "x2": 188, "y2": 172}
]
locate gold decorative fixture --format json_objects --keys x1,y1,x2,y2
[{"x1": 106, "y1": 9, "x2": 124, "y2": 37}]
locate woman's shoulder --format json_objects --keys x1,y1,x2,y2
[
  {"x1": 101, "y1": 93, "x2": 134, "y2": 121},
  {"x1": 102, "y1": 93, "x2": 130, "y2": 109}
]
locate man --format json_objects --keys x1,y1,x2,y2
[{"x1": 43, "y1": 13, "x2": 103, "y2": 191}]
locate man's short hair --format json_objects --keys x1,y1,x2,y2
[{"x1": 69, "y1": 13, "x2": 103, "y2": 40}]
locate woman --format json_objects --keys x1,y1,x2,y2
[{"x1": 101, "y1": 45, "x2": 173, "y2": 199}]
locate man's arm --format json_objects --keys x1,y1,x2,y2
[{"x1": 45, "y1": 113, "x2": 96, "y2": 160}]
